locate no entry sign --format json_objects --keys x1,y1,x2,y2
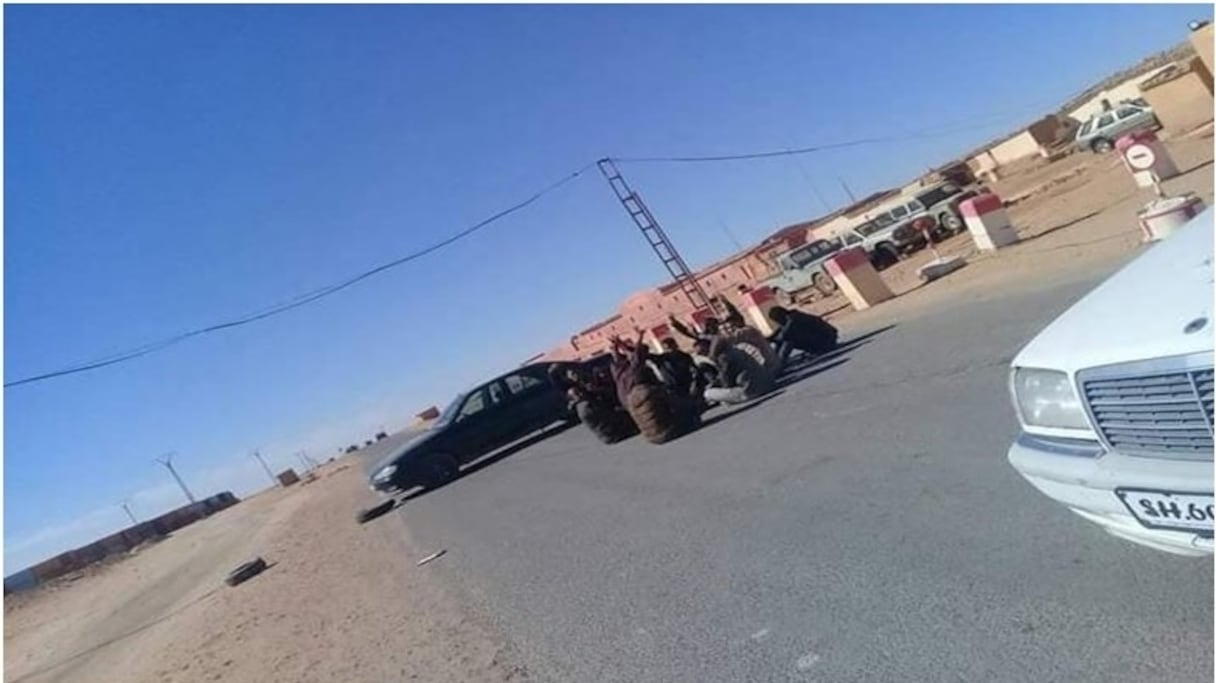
[{"x1": 1125, "y1": 143, "x2": 1156, "y2": 170}]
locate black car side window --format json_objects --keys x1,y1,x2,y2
[
  {"x1": 504, "y1": 372, "x2": 544, "y2": 395},
  {"x1": 456, "y1": 389, "x2": 489, "y2": 421}
]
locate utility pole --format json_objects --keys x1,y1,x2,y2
[
  {"x1": 120, "y1": 500, "x2": 138, "y2": 525},
  {"x1": 836, "y1": 175, "x2": 857, "y2": 204},
  {"x1": 156, "y1": 453, "x2": 196, "y2": 504},
  {"x1": 252, "y1": 449, "x2": 278, "y2": 486}
]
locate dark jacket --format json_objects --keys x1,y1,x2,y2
[
  {"x1": 777, "y1": 310, "x2": 839, "y2": 354},
  {"x1": 656, "y1": 349, "x2": 697, "y2": 394}
]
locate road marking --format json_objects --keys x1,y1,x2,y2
[
  {"x1": 795, "y1": 652, "x2": 821, "y2": 671},
  {"x1": 750, "y1": 628, "x2": 771, "y2": 641}
]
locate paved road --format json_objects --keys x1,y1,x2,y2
[{"x1": 387, "y1": 262, "x2": 1213, "y2": 683}]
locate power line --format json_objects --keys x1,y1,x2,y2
[
  {"x1": 608, "y1": 107, "x2": 1057, "y2": 165},
  {"x1": 4, "y1": 101, "x2": 1068, "y2": 390},
  {"x1": 5, "y1": 163, "x2": 596, "y2": 389}
]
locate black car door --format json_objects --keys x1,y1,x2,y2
[
  {"x1": 499, "y1": 365, "x2": 565, "y2": 438},
  {"x1": 443, "y1": 386, "x2": 500, "y2": 463}
]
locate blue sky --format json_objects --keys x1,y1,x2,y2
[{"x1": 5, "y1": 4, "x2": 1208, "y2": 571}]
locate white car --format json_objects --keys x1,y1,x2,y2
[{"x1": 1007, "y1": 209, "x2": 1213, "y2": 556}]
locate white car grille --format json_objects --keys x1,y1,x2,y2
[{"x1": 1081, "y1": 367, "x2": 1214, "y2": 459}]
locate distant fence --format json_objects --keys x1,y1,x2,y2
[{"x1": 4, "y1": 492, "x2": 240, "y2": 594}]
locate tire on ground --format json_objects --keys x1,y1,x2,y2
[
  {"x1": 356, "y1": 499, "x2": 396, "y2": 524},
  {"x1": 225, "y1": 557, "x2": 268, "y2": 587}
]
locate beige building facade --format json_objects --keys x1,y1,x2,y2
[{"x1": 1141, "y1": 57, "x2": 1215, "y2": 135}]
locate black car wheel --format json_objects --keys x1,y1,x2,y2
[
  {"x1": 421, "y1": 452, "x2": 460, "y2": 489},
  {"x1": 1090, "y1": 137, "x2": 1114, "y2": 154}
]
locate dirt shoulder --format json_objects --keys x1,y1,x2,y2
[{"x1": 4, "y1": 460, "x2": 531, "y2": 683}]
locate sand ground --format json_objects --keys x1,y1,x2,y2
[{"x1": 4, "y1": 461, "x2": 531, "y2": 683}]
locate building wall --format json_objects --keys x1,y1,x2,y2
[
  {"x1": 1191, "y1": 23, "x2": 1214, "y2": 79},
  {"x1": 967, "y1": 150, "x2": 1000, "y2": 182},
  {"x1": 988, "y1": 130, "x2": 1045, "y2": 166},
  {"x1": 1141, "y1": 64, "x2": 1215, "y2": 135},
  {"x1": 1066, "y1": 65, "x2": 1176, "y2": 122}
]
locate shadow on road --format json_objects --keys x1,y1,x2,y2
[
  {"x1": 777, "y1": 357, "x2": 851, "y2": 389},
  {"x1": 697, "y1": 391, "x2": 787, "y2": 430},
  {"x1": 772, "y1": 324, "x2": 895, "y2": 391},
  {"x1": 1020, "y1": 209, "x2": 1104, "y2": 243}
]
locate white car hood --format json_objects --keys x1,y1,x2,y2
[{"x1": 1014, "y1": 208, "x2": 1214, "y2": 373}]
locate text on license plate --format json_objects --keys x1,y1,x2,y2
[{"x1": 1115, "y1": 489, "x2": 1214, "y2": 535}]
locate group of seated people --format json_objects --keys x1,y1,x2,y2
[{"x1": 550, "y1": 296, "x2": 840, "y2": 446}]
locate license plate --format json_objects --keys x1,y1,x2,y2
[{"x1": 1115, "y1": 488, "x2": 1215, "y2": 536}]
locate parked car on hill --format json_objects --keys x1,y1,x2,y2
[
  {"x1": 1006, "y1": 208, "x2": 1213, "y2": 556},
  {"x1": 1074, "y1": 100, "x2": 1160, "y2": 153},
  {"x1": 368, "y1": 362, "x2": 575, "y2": 493}
]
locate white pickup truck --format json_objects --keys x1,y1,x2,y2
[{"x1": 1006, "y1": 209, "x2": 1213, "y2": 556}]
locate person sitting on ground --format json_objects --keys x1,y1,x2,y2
[
  {"x1": 767, "y1": 305, "x2": 839, "y2": 365},
  {"x1": 712, "y1": 296, "x2": 747, "y2": 329},
  {"x1": 669, "y1": 313, "x2": 720, "y2": 344},
  {"x1": 551, "y1": 364, "x2": 637, "y2": 445},
  {"x1": 703, "y1": 335, "x2": 776, "y2": 406},
  {"x1": 610, "y1": 331, "x2": 699, "y2": 444},
  {"x1": 717, "y1": 314, "x2": 781, "y2": 375},
  {"x1": 656, "y1": 337, "x2": 699, "y2": 396}
]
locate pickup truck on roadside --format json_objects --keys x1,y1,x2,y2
[{"x1": 761, "y1": 238, "x2": 844, "y2": 303}]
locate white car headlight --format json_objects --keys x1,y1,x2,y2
[
  {"x1": 372, "y1": 464, "x2": 397, "y2": 481},
  {"x1": 1012, "y1": 368, "x2": 1091, "y2": 430}
]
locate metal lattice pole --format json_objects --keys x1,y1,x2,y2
[{"x1": 597, "y1": 158, "x2": 720, "y2": 315}]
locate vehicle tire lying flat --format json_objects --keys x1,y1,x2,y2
[
  {"x1": 356, "y1": 499, "x2": 396, "y2": 524},
  {"x1": 225, "y1": 557, "x2": 268, "y2": 587}
]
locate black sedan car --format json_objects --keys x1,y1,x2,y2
[{"x1": 368, "y1": 359, "x2": 603, "y2": 493}]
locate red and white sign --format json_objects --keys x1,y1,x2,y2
[{"x1": 1125, "y1": 144, "x2": 1156, "y2": 170}]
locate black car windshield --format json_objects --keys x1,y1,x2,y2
[
  {"x1": 432, "y1": 392, "x2": 467, "y2": 428},
  {"x1": 916, "y1": 183, "x2": 961, "y2": 208}
]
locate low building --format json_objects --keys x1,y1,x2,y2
[
  {"x1": 1140, "y1": 57, "x2": 1215, "y2": 135},
  {"x1": 1065, "y1": 64, "x2": 1177, "y2": 122},
  {"x1": 967, "y1": 114, "x2": 1076, "y2": 175}
]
